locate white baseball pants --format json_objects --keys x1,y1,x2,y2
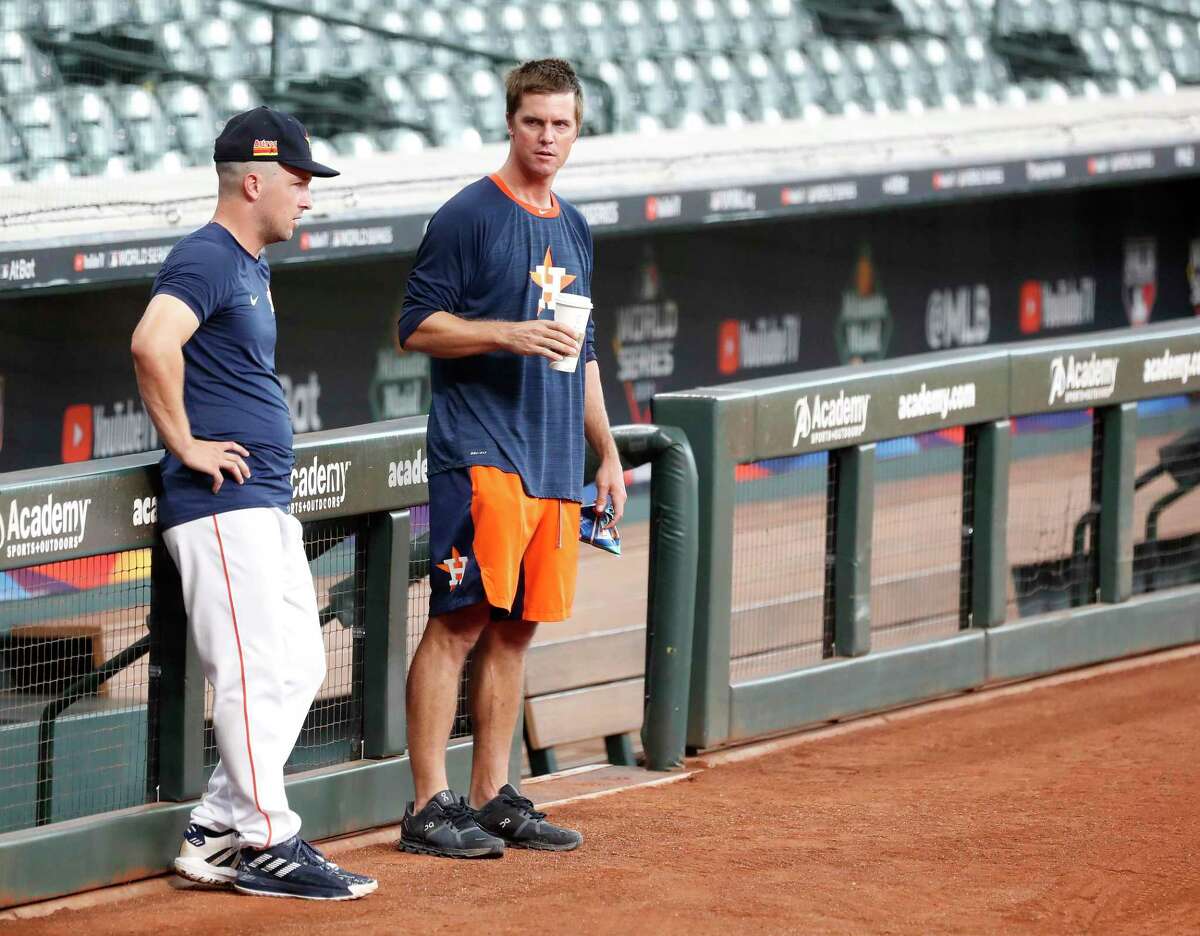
[{"x1": 163, "y1": 507, "x2": 326, "y2": 848}]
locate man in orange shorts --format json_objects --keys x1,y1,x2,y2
[{"x1": 395, "y1": 59, "x2": 626, "y2": 856}]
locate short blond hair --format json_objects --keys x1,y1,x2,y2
[
  {"x1": 504, "y1": 58, "x2": 584, "y2": 128},
  {"x1": 215, "y1": 160, "x2": 277, "y2": 197}
]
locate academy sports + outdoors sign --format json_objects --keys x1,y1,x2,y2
[
  {"x1": 1009, "y1": 320, "x2": 1200, "y2": 415},
  {"x1": 652, "y1": 320, "x2": 1200, "y2": 466},
  {"x1": 0, "y1": 417, "x2": 430, "y2": 571},
  {"x1": 748, "y1": 349, "x2": 1008, "y2": 459},
  {"x1": 5, "y1": 324, "x2": 1200, "y2": 569}
]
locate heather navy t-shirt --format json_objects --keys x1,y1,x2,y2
[
  {"x1": 151, "y1": 222, "x2": 294, "y2": 530},
  {"x1": 398, "y1": 175, "x2": 595, "y2": 502}
]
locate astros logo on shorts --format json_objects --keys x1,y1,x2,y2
[
  {"x1": 530, "y1": 246, "x2": 576, "y2": 314},
  {"x1": 437, "y1": 546, "x2": 469, "y2": 588}
]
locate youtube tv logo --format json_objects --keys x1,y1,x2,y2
[
  {"x1": 1019, "y1": 281, "x2": 1042, "y2": 334},
  {"x1": 62, "y1": 404, "x2": 93, "y2": 463},
  {"x1": 717, "y1": 320, "x2": 740, "y2": 375}
]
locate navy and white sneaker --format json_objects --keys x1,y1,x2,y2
[
  {"x1": 398, "y1": 789, "x2": 505, "y2": 858},
  {"x1": 474, "y1": 784, "x2": 583, "y2": 852},
  {"x1": 235, "y1": 835, "x2": 378, "y2": 901},
  {"x1": 174, "y1": 823, "x2": 241, "y2": 887}
]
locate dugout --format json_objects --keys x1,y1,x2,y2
[{"x1": 1, "y1": 91, "x2": 1199, "y2": 473}]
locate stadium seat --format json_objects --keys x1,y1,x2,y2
[
  {"x1": 0, "y1": 30, "x2": 59, "y2": 95},
  {"x1": 128, "y1": 0, "x2": 184, "y2": 26},
  {"x1": 155, "y1": 22, "x2": 207, "y2": 75},
  {"x1": 413, "y1": 7, "x2": 449, "y2": 42},
  {"x1": 60, "y1": 86, "x2": 127, "y2": 161},
  {"x1": 158, "y1": 82, "x2": 220, "y2": 163},
  {"x1": 1163, "y1": 20, "x2": 1200, "y2": 81},
  {"x1": 10, "y1": 94, "x2": 72, "y2": 162},
  {"x1": 849, "y1": 42, "x2": 896, "y2": 115},
  {"x1": 0, "y1": 103, "x2": 25, "y2": 167},
  {"x1": 815, "y1": 41, "x2": 865, "y2": 115},
  {"x1": 110, "y1": 85, "x2": 180, "y2": 168},
  {"x1": 1, "y1": 0, "x2": 1198, "y2": 182},
  {"x1": 700, "y1": 52, "x2": 753, "y2": 126},
  {"x1": 308, "y1": 135, "x2": 338, "y2": 166},
  {"x1": 449, "y1": 4, "x2": 489, "y2": 45},
  {"x1": 762, "y1": 0, "x2": 818, "y2": 49},
  {"x1": 491, "y1": 4, "x2": 541, "y2": 62},
  {"x1": 275, "y1": 14, "x2": 334, "y2": 79},
  {"x1": 684, "y1": 0, "x2": 737, "y2": 52},
  {"x1": 666, "y1": 54, "x2": 713, "y2": 121},
  {"x1": 40, "y1": 0, "x2": 129, "y2": 32},
  {"x1": 569, "y1": 2, "x2": 620, "y2": 62},
  {"x1": 20, "y1": 157, "x2": 73, "y2": 182},
  {"x1": 628, "y1": 58, "x2": 676, "y2": 124},
  {"x1": 190, "y1": 18, "x2": 256, "y2": 80},
  {"x1": 741, "y1": 50, "x2": 791, "y2": 121},
  {"x1": 779, "y1": 48, "x2": 829, "y2": 120},
  {"x1": 240, "y1": 10, "x2": 275, "y2": 75},
  {"x1": 458, "y1": 67, "x2": 507, "y2": 141},
  {"x1": 0, "y1": 1, "x2": 40, "y2": 30},
  {"x1": 610, "y1": 0, "x2": 655, "y2": 59},
  {"x1": 375, "y1": 72, "x2": 423, "y2": 126},
  {"x1": 209, "y1": 79, "x2": 262, "y2": 119},
  {"x1": 374, "y1": 126, "x2": 428, "y2": 154},
  {"x1": 643, "y1": 0, "x2": 694, "y2": 54},
  {"x1": 877, "y1": 39, "x2": 921, "y2": 107},
  {"x1": 331, "y1": 131, "x2": 379, "y2": 157}
]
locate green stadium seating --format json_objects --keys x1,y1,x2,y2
[{"x1": 0, "y1": 0, "x2": 1198, "y2": 183}]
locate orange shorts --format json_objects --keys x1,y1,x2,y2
[{"x1": 428, "y1": 465, "x2": 581, "y2": 623}]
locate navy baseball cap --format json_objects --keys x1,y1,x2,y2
[{"x1": 214, "y1": 106, "x2": 339, "y2": 177}]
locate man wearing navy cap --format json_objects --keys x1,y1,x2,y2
[{"x1": 131, "y1": 107, "x2": 377, "y2": 901}]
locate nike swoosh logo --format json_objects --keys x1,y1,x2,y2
[{"x1": 250, "y1": 295, "x2": 259, "y2": 306}]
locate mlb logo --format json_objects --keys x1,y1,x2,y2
[{"x1": 1122, "y1": 237, "x2": 1156, "y2": 327}]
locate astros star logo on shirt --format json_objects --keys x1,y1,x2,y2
[{"x1": 530, "y1": 246, "x2": 576, "y2": 315}]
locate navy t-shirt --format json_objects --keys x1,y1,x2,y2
[
  {"x1": 398, "y1": 175, "x2": 595, "y2": 502},
  {"x1": 151, "y1": 222, "x2": 294, "y2": 530}
]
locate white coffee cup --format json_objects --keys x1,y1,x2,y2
[{"x1": 550, "y1": 292, "x2": 592, "y2": 373}]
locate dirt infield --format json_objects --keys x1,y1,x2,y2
[{"x1": 10, "y1": 652, "x2": 1200, "y2": 935}]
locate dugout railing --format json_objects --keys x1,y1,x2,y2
[
  {"x1": 654, "y1": 320, "x2": 1200, "y2": 750},
  {"x1": 0, "y1": 420, "x2": 697, "y2": 908}
]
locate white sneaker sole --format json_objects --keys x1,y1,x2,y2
[
  {"x1": 174, "y1": 856, "x2": 239, "y2": 887},
  {"x1": 234, "y1": 880, "x2": 378, "y2": 900}
]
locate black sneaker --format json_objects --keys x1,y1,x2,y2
[
  {"x1": 398, "y1": 789, "x2": 505, "y2": 859},
  {"x1": 474, "y1": 784, "x2": 583, "y2": 852},
  {"x1": 235, "y1": 835, "x2": 378, "y2": 900}
]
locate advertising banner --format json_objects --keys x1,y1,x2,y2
[{"x1": 1, "y1": 177, "x2": 1197, "y2": 473}]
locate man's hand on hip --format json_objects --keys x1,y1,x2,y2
[
  {"x1": 500, "y1": 319, "x2": 583, "y2": 362},
  {"x1": 182, "y1": 439, "x2": 252, "y2": 494}
]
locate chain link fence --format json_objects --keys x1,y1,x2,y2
[
  {"x1": 1008, "y1": 410, "x2": 1102, "y2": 618},
  {"x1": 871, "y1": 431, "x2": 968, "y2": 651},
  {"x1": 1133, "y1": 394, "x2": 1200, "y2": 595},
  {"x1": 730, "y1": 453, "x2": 832, "y2": 682},
  {"x1": 0, "y1": 549, "x2": 153, "y2": 833}
]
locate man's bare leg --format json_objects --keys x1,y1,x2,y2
[
  {"x1": 467, "y1": 619, "x2": 537, "y2": 809},
  {"x1": 406, "y1": 603, "x2": 489, "y2": 811}
]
